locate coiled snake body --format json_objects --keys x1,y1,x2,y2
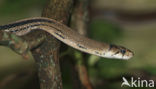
[{"x1": 0, "y1": 17, "x2": 134, "y2": 60}]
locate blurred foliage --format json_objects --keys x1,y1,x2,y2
[
  {"x1": 90, "y1": 59, "x2": 127, "y2": 78},
  {"x1": 143, "y1": 67, "x2": 156, "y2": 75},
  {"x1": 0, "y1": 0, "x2": 45, "y2": 16},
  {"x1": 89, "y1": 19, "x2": 123, "y2": 43},
  {"x1": 93, "y1": 0, "x2": 156, "y2": 13}
]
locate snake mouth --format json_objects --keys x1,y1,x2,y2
[{"x1": 103, "y1": 51, "x2": 133, "y2": 60}]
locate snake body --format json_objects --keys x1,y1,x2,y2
[{"x1": 0, "y1": 17, "x2": 134, "y2": 60}]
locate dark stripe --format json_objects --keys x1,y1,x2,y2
[
  {"x1": 0, "y1": 18, "x2": 55, "y2": 30},
  {"x1": 77, "y1": 44, "x2": 87, "y2": 49},
  {"x1": 108, "y1": 44, "x2": 113, "y2": 51},
  {"x1": 10, "y1": 24, "x2": 47, "y2": 33},
  {"x1": 55, "y1": 29, "x2": 63, "y2": 34},
  {"x1": 108, "y1": 44, "x2": 118, "y2": 51},
  {"x1": 10, "y1": 23, "x2": 61, "y2": 33},
  {"x1": 94, "y1": 51, "x2": 101, "y2": 55},
  {"x1": 54, "y1": 32, "x2": 65, "y2": 39},
  {"x1": 9, "y1": 23, "x2": 66, "y2": 40},
  {"x1": 114, "y1": 51, "x2": 120, "y2": 55}
]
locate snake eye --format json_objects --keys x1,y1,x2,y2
[{"x1": 120, "y1": 49, "x2": 126, "y2": 55}]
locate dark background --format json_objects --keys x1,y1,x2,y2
[{"x1": 0, "y1": 0, "x2": 156, "y2": 89}]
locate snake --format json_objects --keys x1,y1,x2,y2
[{"x1": 0, "y1": 17, "x2": 134, "y2": 60}]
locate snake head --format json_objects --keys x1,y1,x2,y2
[{"x1": 104, "y1": 44, "x2": 134, "y2": 60}]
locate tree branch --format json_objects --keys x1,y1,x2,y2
[
  {"x1": 70, "y1": 0, "x2": 93, "y2": 89},
  {"x1": 29, "y1": 0, "x2": 74, "y2": 89}
]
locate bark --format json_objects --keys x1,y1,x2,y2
[{"x1": 30, "y1": 0, "x2": 73, "y2": 89}]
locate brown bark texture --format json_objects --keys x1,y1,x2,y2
[{"x1": 30, "y1": 0, "x2": 73, "y2": 89}]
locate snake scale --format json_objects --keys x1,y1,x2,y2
[{"x1": 0, "y1": 17, "x2": 134, "y2": 60}]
